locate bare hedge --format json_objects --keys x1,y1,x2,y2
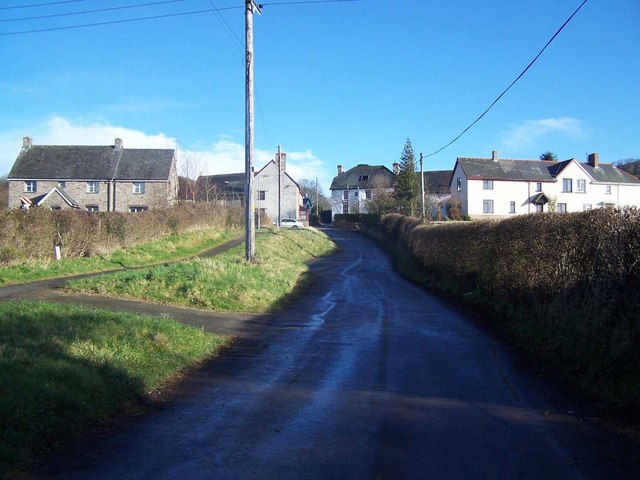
[
  {"x1": 381, "y1": 210, "x2": 640, "y2": 407},
  {"x1": 0, "y1": 204, "x2": 243, "y2": 264}
]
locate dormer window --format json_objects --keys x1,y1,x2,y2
[{"x1": 358, "y1": 175, "x2": 369, "y2": 181}]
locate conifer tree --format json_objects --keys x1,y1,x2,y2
[{"x1": 393, "y1": 138, "x2": 420, "y2": 216}]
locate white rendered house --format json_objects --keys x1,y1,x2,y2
[{"x1": 449, "y1": 151, "x2": 640, "y2": 218}]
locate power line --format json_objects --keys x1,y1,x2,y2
[
  {"x1": 1, "y1": 0, "x2": 189, "y2": 23},
  {"x1": 0, "y1": 0, "x2": 92, "y2": 10},
  {"x1": 0, "y1": 5, "x2": 242, "y2": 36},
  {"x1": 206, "y1": 0, "x2": 244, "y2": 51},
  {"x1": 425, "y1": 0, "x2": 589, "y2": 158},
  {"x1": 261, "y1": 0, "x2": 360, "y2": 5}
]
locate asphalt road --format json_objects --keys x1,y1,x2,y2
[{"x1": 31, "y1": 228, "x2": 640, "y2": 479}]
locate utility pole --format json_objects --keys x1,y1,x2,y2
[
  {"x1": 315, "y1": 177, "x2": 319, "y2": 217},
  {"x1": 420, "y1": 152, "x2": 426, "y2": 222},
  {"x1": 245, "y1": 0, "x2": 261, "y2": 261},
  {"x1": 277, "y1": 144, "x2": 282, "y2": 228}
]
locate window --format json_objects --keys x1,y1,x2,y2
[
  {"x1": 482, "y1": 199, "x2": 494, "y2": 214},
  {"x1": 354, "y1": 190, "x2": 359, "y2": 197},
  {"x1": 342, "y1": 203, "x2": 348, "y2": 214},
  {"x1": 535, "y1": 182, "x2": 542, "y2": 192},
  {"x1": 562, "y1": 178, "x2": 572, "y2": 192},
  {"x1": 129, "y1": 206, "x2": 148, "y2": 213},
  {"x1": 86, "y1": 205, "x2": 99, "y2": 212},
  {"x1": 58, "y1": 181, "x2": 66, "y2": 188},
  {"x1": 576, "y1": 179, "x2": 586, "y2": 193},
  {"x1": 605, "y1": 185, "x2": 612, "y2": 195},
  {"x1": 483, "y1": 180, "x2": 494, "y2": 190},
  {"x1": 535, "y1": 204, "x2": 543, "y2": 213},
  {"x1": 358, "y1": 175, "x2": 369, "y2": 181},
  {"x1": 583, "y1": 204, "x2": 592, "y2": 211},
  {"x1": 343, "y1": 190, "x2": 348, "y2": 200},
  {"x1": 87, "y1": 181, "x2": 99, "y2": 193},
  {"x1": 456, "y1": 178, "x2": 462, "y2": 192},
  {"x1": 557, "y1": 203, "x2": 567, "y2": 213},
  {"x1": 365, "y1": 189, "x2": 372, "y2": 199},
  {"x1": 25, "y1": 180, "x2": 37, "y2": 193},
  {"x1": 509, "y1": 201, "x2": 516, "y2": 214},
  {"x1": 259, "y1": 190, "x2": 266, "y2": 201},
  {"x1": 133, "y1": 182, "x2": 145, "y2": 194},
  {"x1": 50, "y1": 206, "x2": 61, "y2": 210}
]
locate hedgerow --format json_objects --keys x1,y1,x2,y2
[
  {"x1": 381, "y1": 209, "x2": 640, "y2": 409},
  {"x1": 0, "y1": 204, "x2": 243, "y2": 264}
]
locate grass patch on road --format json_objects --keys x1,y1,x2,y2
[
  {"x1": 66, "y1": 228, "x2": 337, "y2": 313},
  {"x1": 0, "y1": 300, "x2": 231, "y2": 476},
  {"x1": 0, "y1": 229, "x2": 238, "y2": 286}
]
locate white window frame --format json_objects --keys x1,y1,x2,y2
[
  {"x1": 25, "y1": 180, "x2": 37, "y2": 193},
  {"x1": 557, "y1": 203, "x2": 567, "y2": 213},
  {"x1": 456, "y1": 178, "x2": 462, "y2": 192},
  {"x1": 342, "y1": 203, "x2": 348, "y2": 214},
  {"x1": 583, "y1": 204, "x2": 592, "y2": 211},
  {"x1": 605, "y1": 185, "x2": 612, "y2": 195},
  {"x1": 483, "y1": 180, "x2": 494, "y2": 190},
  {"x1": 365, "y1": 189, "x2": 372, "y2": 199},
  {"x1": 482, "y1": 199, "x2": 494, "y2": 214},
  {"x1": 343, "y1": 190, "x2": 348, "y2": 201},
  {"x1": 133, "y1": 182, "x2": 145, "y2": 194},
  {"x1": 87, "y1": 181, "x2": 99, "y2": 193},
  {"x1": 129, "y1": 206, "x2": 148, "y2": 213},
  {"x1": 259, "y1": 190, "x2": 266, "y2": 201},
  {"x1": 562, "y1": 178, "x2": 572, "y2": 193},
  {"x1": 58, "y1": 181, "x2": 66, "y2": 188},
  {"x1": 535, "y1": 182, "x2": 542, "y2": 192},
  {"x1": 86, "y1": 205, "x2": 99, "y2": 212},
  {"x1": 509, "y1": 201, "x2": 516, "y2": 214},
  {"x1": 576, "y1": 179, "x2": 586, "y2": 193}
]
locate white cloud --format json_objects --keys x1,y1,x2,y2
[{"x1": 500, "y1": 117, "x2": 583, "y2": 151}]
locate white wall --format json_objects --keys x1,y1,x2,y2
[{"x1": 254, "y1": 162, "x2": 302, "y2": 221}]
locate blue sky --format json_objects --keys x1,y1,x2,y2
[{"x1": 0, "y1": 0, "x2": 638, "y2": 194}]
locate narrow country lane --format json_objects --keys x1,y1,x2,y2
[{"x1": 37, "y1": 228, "x2": 639, "y2": 479}]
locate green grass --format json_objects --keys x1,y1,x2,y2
[
  {"x1": 0, "y1": 301, "x2": 231, "y2": 476},
  {"x1": 0, "y1": 229, "x2": 238, "y2": 286},
  {"x1": 66, "y1": 228, "x2": 337, "y2": 313}
]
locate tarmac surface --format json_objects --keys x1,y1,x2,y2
[{"x1": 4, "y1": 228, "x2": 638, "y2": 479}]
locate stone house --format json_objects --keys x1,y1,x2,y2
[
  {"x1": 197, "y1": 152, "x2": 305, "y2": 223},
  {"x1": 450, "y1": 151, "x2": 640, "y2": 218},
  {"x1": 329, "y1": 164, "x2": 397, "y2": 219},
  {"x1": 7, "y1": 137, "x2": 178, "y2": 212}
]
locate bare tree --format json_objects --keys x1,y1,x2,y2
[
  {"x1": 178, "y1": 148, "x2": 204, "y2": 202},
  {"x1": 298, "y1": 178, "x2": 330, "y2": 213}
]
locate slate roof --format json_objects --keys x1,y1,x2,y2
[
  {"x1": 330, "y1": 164, "x2": 396, "y2": 190},
  {"x1": 456, "y1": 157, "x2": 640, "y2": 185},
  {"x1": 197, "y1": 173, "x2": 245, "y2": 193},
  {"x1": 456, "y1": 157, "x2": 556, "y2": 182},
  {"x1": 8, "y1": 145, "x2": 175, "y2": 181},
  {"x1": 423, "y1": 170, "x2": 452, "y2": 195}
]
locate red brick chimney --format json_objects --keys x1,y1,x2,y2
[{"x1": 587, "y1": 152, "x2": 599, "y2": 168}]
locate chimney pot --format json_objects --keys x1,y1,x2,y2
[
  {"x1": 492, "y1": 150, "x2": 498, "y2": 162},
  {"x1": 338, "y1": 164, "x2": 344, "y2": 175},
  {"x1": 588, "y1": 152, "x2": 599, "y2": 168},
  {"x1": 393, "y1": 162, "x2": 400, "y2": 175}
]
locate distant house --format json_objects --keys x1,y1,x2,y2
[
  {"x1": 422, "y1": 170, "x2": 452, "y2": 219},
  {"x1": 7, "y1": 137, "x2": 178, "y2": 212},
  {"x1": 450, "y1": 151, "x2": 640, "y2": 218},
  {"x1": 197, "y1": 152, "x2": 305, "y2": 223},
  {"x1": 329, "y1": 164, "x2": 397, "y2": 219}
]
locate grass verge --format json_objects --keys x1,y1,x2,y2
[
  {"x1": 0, "y1": 301, "x2": 231, "y2": 476},
  {"x1": 65, "y1": 228, "x2": 337, "y2": 313},
  {"x1": 0, "y1": 229, "x2": 238, "y2": 286}
]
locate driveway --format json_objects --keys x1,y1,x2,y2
[{"x1": 22, "y1": 228, "x2": 640, "y2": 479}]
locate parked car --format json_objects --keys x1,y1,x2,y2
[{"x1": 279, "y1": 218, "x2": 304, "y2": 229}]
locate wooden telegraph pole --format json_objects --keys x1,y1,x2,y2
[
  {"x1": 245, "y1": 0, "x2": 261, "y2": 261},
  {"x1": 420, "y1": 152, "x2": 426, "y2": 222}
]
